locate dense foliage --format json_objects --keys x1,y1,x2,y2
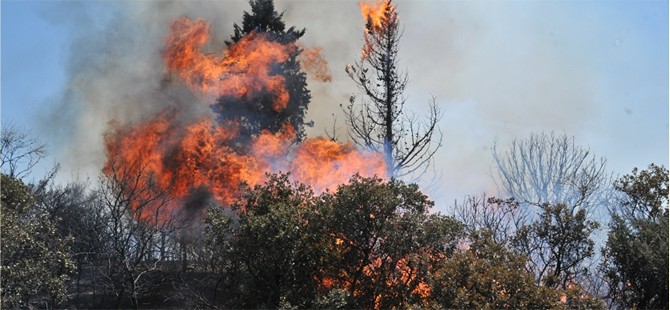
[
  {"x1": 603, "y1": 164, "x2": 668, "y2": 309},
  {"x1": 1, "y1": 174, "x2": 75, "y2": 309},
  {"x1": 214, "y1": 0, "x2": 312, "y2": 144},
  {"x1": 202, "y1": 174, "x2": 463, "y2": 309},
  {"x1": 4, "y1": 165, "x2": 667, "y2": 309},
  {"x1": 2, "y1": 1, "x2": 666, "y2": 309}
]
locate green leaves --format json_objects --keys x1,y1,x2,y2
[
  {"x1": 205, "y1": 173, "x2": 462, "y2": 309},
  {"x1": 603, "y1": 164, "x2": 669, "y2": 309},
  {"x1": 1, "y1": 174, "x2": 75, "y2": 309},
  {"x1": 513, "y1": 203, "x2": 599, "y2": 290},
  {"x1": 318, "y1": 175, "x2": 461, "y2": 309}
]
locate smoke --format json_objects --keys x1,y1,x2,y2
[
  {"x1": 283, "y1": 1, "x2": 598, "y2": 206},
  {"x1": 47, "y1": 1, "x2": 664, "y2": 212},
  {"x1": 48, "y1": 1, "x2": 249, "y2": 182},
  {"x1": 181, "y1": 185, "x2": 213, "y2": 223}
]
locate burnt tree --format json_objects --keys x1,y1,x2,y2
[{"x1": 344, "y1": 0, "x2": 442, "y2": 179}]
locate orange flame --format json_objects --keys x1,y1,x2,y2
[
  {"x1": 358, "y1": 0, "x2": 398, "y2": 60},
  {"x1": 299, "y1": 46, "x2": 332, "y2": 82},
  {"x1": 105, "y1": 114, "x2": 387, "y2": 218},
  {"x1": 104, "y1": 17, "x2": 388, "y2": 220},
  {"x1": 163, "y1": 18, "x2": 291, "y2": 111},
  {"x1": 103, "y1": 112, "x2": 263, "y2": 216},
  {"x1": 319, "y1": 254, "x2": 432, "y2": 309},
  {"x1": 359, "y1": 0, "x2": 393, "y2": 31},
  {"x1": 290, "y1": 138, "x2": 386, "y2": 193}
]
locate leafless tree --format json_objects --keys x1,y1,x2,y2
[
  {"x1": 97, "y1": 159, "x2": 177, "y2": 309},
  {"x1": 453, "y1": 194, "x2": 526, "y2": 245},
  {"x1": 493, "y1": 132, "x2": 611, "y2": 215},
  {"x1": 1, "y1": 123, "x2": 47, "y2": 178},
  {"x1": 344, "y1": 0, "x2": 442, "y2": 179},
  {"x1": 34, "y1": 179, "x2": 107, "y2": 300},
  {"x1": 492, "y1": 132, "x2": 611, "y2": 297}
]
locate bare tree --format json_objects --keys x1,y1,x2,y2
[
  {"x1": 453, "y1": 195, "x2": 526, "y2": 245},
  {"x1": 1, "y1": 123, "x2": 47, "y2": 178},
  {"x1": 344, "y1": 0, "x2": 442, "y2": 179},
  {"x1": 97, "y1": 159, "x2": 177, "y2": 309},
  {"x1": 493, "y1": 132, "x2": 610, "y2": 214},
  {"x1": 492, "y1": 132, "x2": 609, "y2": 296},
  {"x1": 34, "y1": 179, "x2": 107, "y2": 300}
]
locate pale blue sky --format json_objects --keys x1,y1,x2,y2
[
  {"x1": 2, "y1": 0, "x2": 668, "y2": 208},
  {"x1": 2, "y1": 1, "x2": 118, "y2": 125}
]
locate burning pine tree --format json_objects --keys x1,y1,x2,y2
[{"x1": 103, "y1": 1, "x2": 387, "y2": 220}]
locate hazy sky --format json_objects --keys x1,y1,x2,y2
[{"x1": 2, "y1": 0, "x2": 668, "y2": 212}]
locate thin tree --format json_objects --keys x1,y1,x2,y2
[
  {"x1": 97, "y1": 158, "x2": 176, "y2": 309},
  {"x1": 453, "y1": 195, "x2": 525, "y2": 245},
  {"x1": 344, "y1": 0, "x2": 442, "y2": 179},
  {"x1": 1, "y1": 123, "x2": 47, "y2": 179}
]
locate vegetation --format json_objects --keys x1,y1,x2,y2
[
  {"x1": 214, "y1": 0, "x2": 312, "y2": 144},
  {"x1": 1, "y1": 174, "x2": 75, "y2": 309},
  {"x1": 603, "y1": 164, "x2": 668, "y2": 309},
  {"x1": 1, "y1": 1, "x2": 666, "y2": 309},
  {"x1": 344, "y1": 0, "x2": 442, "y2": 178},
  {"x1": 1, "y1": 135, "x2": 666, "y2": 308}
]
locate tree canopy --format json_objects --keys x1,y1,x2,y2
[
  {"x1": 603, "y1": 164, "x2": 668, "y2": 309},
  {"x1": 1, "y1": 174, "x2": 75, "y2": 309},
  {"x1": 213, "y1": 0, "x2": 312, "y2": 145}
]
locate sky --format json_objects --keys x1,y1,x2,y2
[{"x1": 2, "y1": 0, "x2": 668, "y2": 212}]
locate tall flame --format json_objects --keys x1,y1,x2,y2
[
  {"x1": 163, "y1": 18, "x2": 291, "y2": 111},
  {"x1": 359, "y1": 0, "x2": 393, "y2": 31},
  {"x1": 104, "y1": 113, "x2": 387, "y2": 217},
  {"x1": 103, "y1": 17, "x2": 387, "y2": 218}
]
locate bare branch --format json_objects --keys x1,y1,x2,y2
[
  {"x1": 492, "y1": 132, "x2": 611, "y2": 215},
  {"x1": 1, "y1": 122, "x2": 47, "y2": 178},
  {"x1": 344, "y1": 2, "x2": 442, "y2": 179}
]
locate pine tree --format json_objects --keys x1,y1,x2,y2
[{"x1": 213, "y1": 0, "x2": 312, "y2": 145}]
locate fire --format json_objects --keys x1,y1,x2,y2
[
  {"x1": 163, "y1": 18, "x2": 291, "y2": 110},
  {"x1": 290, "y1": 138, "x2": 386, "y2": 193},
  {"x1": 358, "y1": 0, "x2": 398, "y2": 60},
  {"x1": 359, "y1": 0, "x2": 394, "y2": 31},
  {"x1": 105, "y1": 113, "x2": 387, "y2": 217},
  {"x1": 299, "y1": 46, "x2": 333, "y2": 82},
  {"x1": 103, "y1": 17, "x2": 388, "y2": 219},
  {"x1": 103, "y1": 111, "x2": 264, "y2": 216},
  {"x1": 319, "y1": 254, "x2": 432, "y2": 309}
]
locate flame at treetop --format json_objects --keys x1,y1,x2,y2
[
  {"x1": 359, "y1": 0, "x2": 394, "y2": 31},
  {"x1": 103, "y1": 17, "x2": 387, "y2": 219},
  {"x1": 163, "y1": 18, "x2": 291, "y2": 111},
  {"x1": 358, "y1": 0, "x2": 398, "y2": 60}
]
